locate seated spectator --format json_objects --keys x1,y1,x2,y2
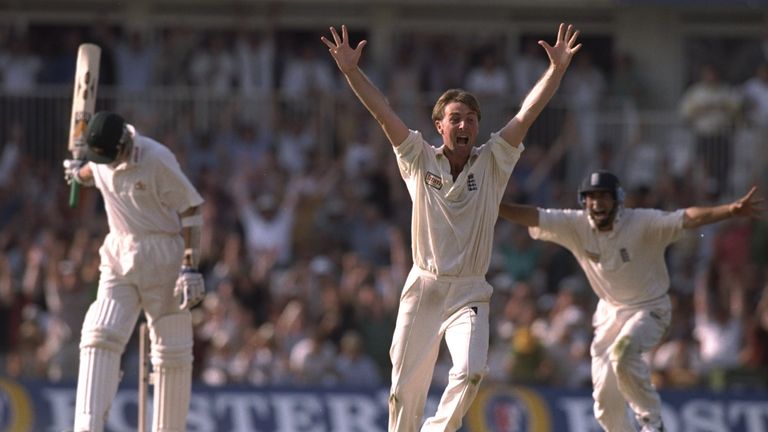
[{"x1": 334, "y1": 330, "x2": 381, "y2": 387}]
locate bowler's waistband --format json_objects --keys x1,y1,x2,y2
[
  {"x1": 414, "y1": 266, "x2": 486, "y2": 283},
  {"x1": 107, "y1": 231, "x2": 180, "y2": 241}
]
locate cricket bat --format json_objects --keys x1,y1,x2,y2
[{"x1": 68, "y1": 43, "x2": 101, "y2": 208}]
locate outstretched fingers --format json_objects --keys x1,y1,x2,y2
[
  {"x1": 569, "y1": 30, "x2": 582, "y2": 51},
  {"x1": 342, "y1": 24, "x2": 349, "y2": 44},
  {"x1": 740, "y1": 186, "x2": 766, "y2": 216},
  {"x1": 744, "y1": 185, "x2": 757, "y2": 201},
  {"x1": 564, "y1": 24, "x2": 574, "y2": 44},
  {"x1": 320, "y1": 26, "x2": 345, "y2": 50},
  {"x1": 320, "y1": 36, "x2": 334, "y2": 50}
]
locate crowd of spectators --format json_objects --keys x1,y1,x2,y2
[{"x1": 1, "y1": 23, "x2": 767, "y2": 394}]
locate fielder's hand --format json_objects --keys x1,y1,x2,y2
[
  {"x1": 63, "y1": 159, "x2": 91, "y2": 186},
  {"x1": 175, "y1": 267, "x2": 205, "y2": 310}
]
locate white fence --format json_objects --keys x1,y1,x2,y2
[{"x1": 1, "y1": 87, "x2": 761, "y2": 200}]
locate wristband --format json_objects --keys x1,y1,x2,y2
[{"x1": 181, "y1": 214, "x2": 203, "y2": 227}]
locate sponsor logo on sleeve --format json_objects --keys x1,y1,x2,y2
[{"x1": 425, "y1": 172, "x2": 443, "y2": 190}]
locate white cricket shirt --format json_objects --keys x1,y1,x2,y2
[
  {"x1": 530, "y1": 207, "x2": 685, "y2": 307},
  {"x1": 393, "y1": 130, "x2": 523, "y2": 276},
  {"x1": 91, "y1": 125, "x2": 204, "y2": 237}
]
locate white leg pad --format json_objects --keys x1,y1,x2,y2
[
  {"x1": 150, "y1": 312, "x2": 193, "y2": 432},
  {"x1": 74, "y1": 298, "x2": 137, "y2": 432}
]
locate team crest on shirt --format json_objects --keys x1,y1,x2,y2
[
  {"x1": 620, "y1": 248, "x2": 630, "y2": 263},
  {"x1": 467, "y1": 173, "x2": 477, "y2": 191},
  {"x1": 585, "y1": 249, "x2": 600, "y2": 262},
  {"x1": 425, "y1": 172, "x2": 443, "y2": 190}
]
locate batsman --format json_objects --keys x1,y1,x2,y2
[{"x1": 64, "y1": 111, "x2": 205, "y2": 432}]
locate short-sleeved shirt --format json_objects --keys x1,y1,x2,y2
[
  {"x1": 530, "y1": 207, "x2": 685, "y2": 307},
  {"x1": 91, "y1": 125, "x2": 204, "y2": 237},
  {"x1": 393, "y1": 130, "x2": 523, "y2": 276}
]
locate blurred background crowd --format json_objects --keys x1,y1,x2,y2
[{"x1": 0, "y1": 10, "x2": 767, "y2": 396}]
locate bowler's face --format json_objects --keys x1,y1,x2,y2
[
  {"x1": 585, "y1": 191, "x2": 617, "y2": 230},
  {"x1": 435, "y1": 102, "x2": 479, "y2": 160}
]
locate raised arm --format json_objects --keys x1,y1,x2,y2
[
  {"x1": 683, "y1": 186, "x2": 764, "y2": 229},
  {"x1": 322, "y1": 25, "x2": 409, "y2": 147},
  {"x1": 499, "y1": 202, "x2": 540, "y2": 227},
  {"x1": 499, "y1": 23, "x2": 582, "y2": 147}
]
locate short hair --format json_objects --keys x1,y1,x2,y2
[{"x1": 431, "y1": 89, "x2": 481, "y2": 122}]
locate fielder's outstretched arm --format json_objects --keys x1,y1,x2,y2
[
  {"x1": 683, "y1": 186, "x2": 765, "y2": 228},
  {"x1": 499, "y1": 202, "x2": 540, "y2": 227},
  {"x1": 322, "y1": 25, "x2": 409, "y2": 147},
  {"x1": 498, "y1": 23, "x2": 582, "y2": 148}
]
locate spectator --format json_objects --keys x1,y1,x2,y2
[
  {"x1": 561, "y1": 51, "x2": 606, "y2": 185},
  {"x1": 0, "y1": 35, "x2": 43, "y2": 94},
  {"x1": 738, "y1": 62, "x2": 768, "y2": 191},
  {"x1": 693, "y1": 259, "x2": 745, "y2": 388},
  {"x1": 679, "y1": 63, "x2": 741, "y2": 194},
  {"x1": 113, "y1": 30, "x2": 157, "y2": 91},
  {"x1": 289, "y1": 327, "x2": 337, "y2": 386},
  {"x1": 188, "y1": 32, "x2": 237, "y2": 95},
  {"x1": 232, "y1": 170, "x2": 300, "y2": 267},
  {"x1": 335, "y1": 330, "x2": 382, "y2": 387}
]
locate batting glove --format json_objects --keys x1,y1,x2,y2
[
  {"x1": 63, "y1": 159, "x2": 93, "y2": 186},
  {"x1": 175, "y1": 267, "x2": 205, "y2": 310}
]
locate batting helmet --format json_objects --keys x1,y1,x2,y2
[
  {"x1": 577, "y1": 170, "x2": 625, "y2": 207},
  {"x1": 85, "y1": 111, "x2": 127, "y2": 164}
]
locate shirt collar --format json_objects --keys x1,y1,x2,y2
[{"x1": 435, "y1": 145, "x2": 481, "y2": 167}]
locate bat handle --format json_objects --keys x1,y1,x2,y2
[{"x1": 69, "y1": 182, "x2": 80, "y2": 208}]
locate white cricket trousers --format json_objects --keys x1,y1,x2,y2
[
  {"x1": 590, "y1": 297, "x2": 671, "y2": 432},
  {"x1": 388, "y1": 267, "x2": 491, "y2": 432},
  {"x1": 74, "y1": 232, "x2": 188, "y2": 432}
]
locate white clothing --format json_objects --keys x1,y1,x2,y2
[
  {"x1": 529, "y1": 207, "x2": 686, "y2": 432},
  {"x1": 679, "y1": 83, "x2": 740, "y2": 136},
  {"x1": 238, "y1": 199, "x2": 295, "y2": 265},
  {"x1": 742, "y1": 76, "x2": 768, "y2": 128},
  {"x1": 693, "y1": 313, "x2": 742, "y2": 372},
  {"x1": 236, "y1": 35, "x2": 274, "y2": 96},
  {"x1": 394, "y1": 130, "x2": 523, "y2": 276},
  {"x1": 91, "y1": 126, "x2": 204, "y2": 237},
  {"x1": 530, "y1": 208, "x2": 685, "y2": 307},
  {"x1": 465, "y1": 67, "x2": 510, "y2": 96},
  {"x1": 389, "y1": 130, "x2": 522, "y2": 432},
  {"x1": 279, "y1": 54, "x2": 334, "y2": 100},
  {"x1": 74, "y1": 125, "x2": 203, "y2": 432}
]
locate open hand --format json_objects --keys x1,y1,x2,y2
[
  {"x1": 730, "y1": 186, "x2": 765, "y2": 218},
  {"x1": 539, "y1": 23, "x2": 582, "y2": 71},
  {"x1": 321, "y1": 25, "x2": 367, "y2": 74}
]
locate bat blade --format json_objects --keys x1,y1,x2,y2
[
  {"x1": 68, "y1": 43, "x2": 101, "y2": 208},
  {"x1": 68, "y1": 43, "x2": 101, "y2": 157}
]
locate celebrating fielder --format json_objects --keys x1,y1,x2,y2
[
  {"x1": 64, "y1": 111, "x2": 205, "y2": 432},
  {"x1": 322, "y1": 23, "x2": 581, "y2": 431},
  {"x1": 498, "y1": 170, "x2": 764, "y2": 432}
]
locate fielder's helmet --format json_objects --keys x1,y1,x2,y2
[
  {"x1": 577, "y1": 170, "x2": 625, "y2": 207},
  {"x1": 85, "y1": 111, "x2": 126, "y2": 164}
]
